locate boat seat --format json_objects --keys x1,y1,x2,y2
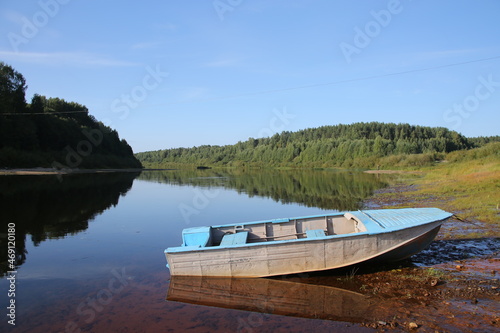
[
  {"x1": 220, "y1": 231, "x2": 248, "y2": 246},
  {"x1": 305, "y1": 229, "x2": 326, "y2": 238},
  {"x1": 182, "y1": 226, "x2": 212, "y2": 247}
]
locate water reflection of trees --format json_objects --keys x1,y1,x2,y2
[
  {"x1": 138, "y1": 169, "x2": 390, "y2": 210},
  {"x1": 0, "y1": 172, "x2": 140, "y2": 276}
]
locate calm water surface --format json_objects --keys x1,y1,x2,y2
[{"x1": 1, "y1": 169, "x2": 389, "y2": 332}]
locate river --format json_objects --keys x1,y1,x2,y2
[{"x1": 0, "y1": 169, "x2": 390, "y2": 332}]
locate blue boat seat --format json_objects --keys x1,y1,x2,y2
[
  {"x1": 182, "y1": 226, "x2": 212, "y2": 247},
  {"x1": 220, "y1": 231, "x2": 248, "y2": 246},
  {"x1": 306, "y1": 229, "x2": 326, "y2": 238}
]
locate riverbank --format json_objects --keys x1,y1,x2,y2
[
  {"x1": 0, "y1": 167, "x2": 144, "y2": 176},
  {"x1": 365, "y1": 162, "x2": 499, "y2": 238},
  {"x1": 353, "y1": 163, "x2": 499, "y2": 331}
]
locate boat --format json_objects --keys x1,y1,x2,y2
[
  {"x1": 167, "y1": 276, "x2": 370, "y2": 322},
  {"x1": 164, "y1": 207, "x2": 452, "y2": 277}
]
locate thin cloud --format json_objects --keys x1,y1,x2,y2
[
  {"x1": 153, "y1": 23, "x2": 177, "y2": 32},
  {"x1": 131, "y1": 41, "x2": 164, "y2": 50},
  {"x1": 1, "y1": 9, "x2": 24, "y2": 25},
  {"x1": 0, "y1": 50, "x2": 140, "y2": 67},
  {"x1": 204, "y1": 57, "x2": 246, "y2": 68},
  {"x1": 179, "y1": 87, "x2": 214, "y2": 101},
  {"x1": 410, "y1": 48, "x2": 492, "y2": 62}
]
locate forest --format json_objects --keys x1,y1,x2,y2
[
  {"x1": 136, "y1": 122, "x2": 499, "y2": 169},
  {"x1": 0, "y1": 62, "x2": 142, "y2": 169}
]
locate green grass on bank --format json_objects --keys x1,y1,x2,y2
[
  {"x1": 378, "y1": 142, "x2": 500, "y2": 232},
  {"x1": 414, "y1": 145, "x2": 499, "y2": 223}
]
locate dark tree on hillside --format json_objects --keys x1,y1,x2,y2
[
  {"x1": 0, "y1": 63, "x2": 142, "y2": 169},
  {"x1": 0, "y1": 62, "x2": 27, "y2": 114},
  {"x1": 29, "y1": 94, "x2": 45, "y2": 114}
]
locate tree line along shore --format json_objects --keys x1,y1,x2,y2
[{"x1": 136, "y1": 122, "x2": 499, "y2": 170}]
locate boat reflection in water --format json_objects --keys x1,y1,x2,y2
[{"x1": 167, "y1": 276, "x2": 371, "y2": 323}]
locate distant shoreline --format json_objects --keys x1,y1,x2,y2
[
  {"x1": 0, "y1": 168, "x2": 145, "y2": 176},
  {"x1": 1, "y1": 167, "x2": 423, "y2": 176}
]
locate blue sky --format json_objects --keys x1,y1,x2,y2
[{"x1": 1, "y1": 0, "x2": 499, "y2": 153}]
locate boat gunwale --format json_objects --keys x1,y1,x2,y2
[
  {"x1": 166, "y1": 229, "x2": 368, "y2": 253},
  {"x1": 209, "y1": 212, "x2": 343, "y2": 229},
  {"x1": 165, "y1": 213, "x2": 451, "y2": 254}
]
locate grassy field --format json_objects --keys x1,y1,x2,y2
[{"x1": 370, "y1": 142, "x2": 500, "y2": 237}]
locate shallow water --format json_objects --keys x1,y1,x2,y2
[{"x1": 1, "y1": 169, "x2": 389, "y2": 332}]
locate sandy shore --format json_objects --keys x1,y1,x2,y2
[
  {"x1": 364, "y1": 169, "x2": 422, "y2": 174},
  {"x1": 0, "y1": 168, "x2": 144, "y2": 176}
]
